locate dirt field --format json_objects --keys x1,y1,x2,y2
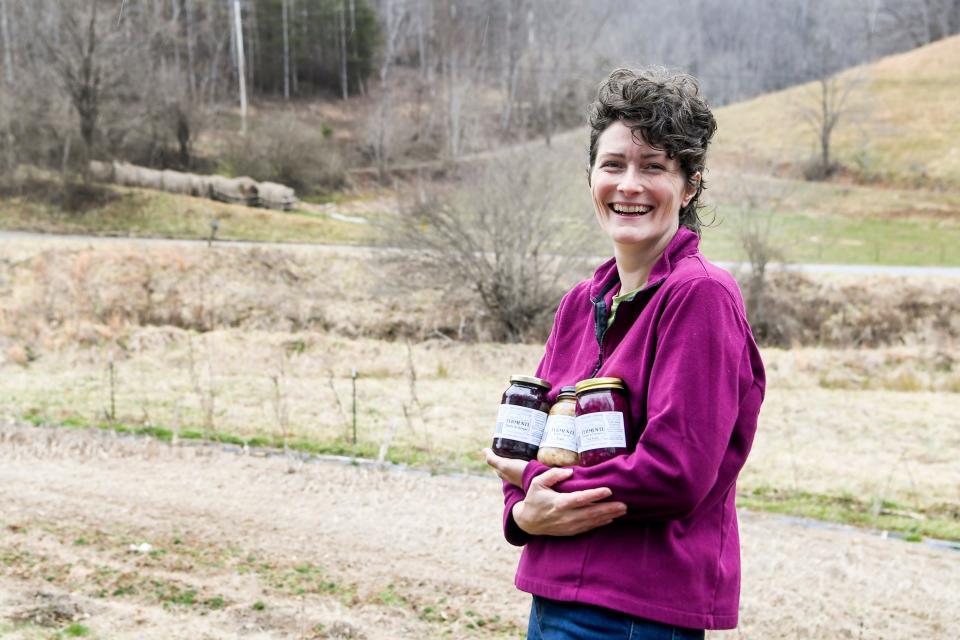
[{"x1": 0, "y1": 424, "x2": 957, "y2": 639}]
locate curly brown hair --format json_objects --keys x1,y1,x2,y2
[{"x1": 588, "y1": 67, "x2": 718, "y2": 235}]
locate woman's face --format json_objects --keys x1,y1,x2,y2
[{"x1": 590, "y1": 121, "x2": 698, "y2": 257}]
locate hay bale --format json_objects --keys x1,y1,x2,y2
[
  {"x1": 257, "y1": 181, "x2": 297, "y2": 211},
  {"x1": 88, "y1": 160, "x2": 279, "y2": 207},
  {"x1": 88, "y1": 160, "x2": 114, "y2": 182},
  {"x1": 208, "y1": 175, "x2": 234, "y2": 203},
  {"x1": 161, "y1": 170, "x2": 192, "y2": 194},
  {"x1": 210, "y1": 175, "x2": 258, "y2": 205},
  {"x1": 113, "y1": 162, "x2": 140, "y2": 187},
  {"x1": 187, "y1": 173, "x2": 210, "y2": 198},
  {"x1": 235, "y1": 176, "x2": 259, "y2": 204},
  {"x1": 138, "y1": 167, "x2": 164, "y2": 191}
]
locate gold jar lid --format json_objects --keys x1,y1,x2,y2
[
  {"x1": 556, "y1": 385, "x2": 577, "y2": 400},
  {"x1": 575, "y1": 377, "x2": 625, "y2": 394},
  {"x1": 510, "y1": 375, "x2": 552, "y2": 390}
]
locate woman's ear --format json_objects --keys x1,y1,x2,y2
[{"x1": 683, "y1": 172, "x2": 702, "y2": 207}]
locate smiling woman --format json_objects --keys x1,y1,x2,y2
[{"x1": 484, "y1": 67, "x2": 765, "y2": 639}]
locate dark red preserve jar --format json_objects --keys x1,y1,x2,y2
[
  {"x1": 492, "y1": 375, "x2": 551, "y2": 460},
  {"x1": 575, "y1": 377, "x2": 630, "y2": 467}
]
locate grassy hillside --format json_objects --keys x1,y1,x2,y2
[
  {"x1": 713, "y1": 34, "x2": 960, "y2": 188},
  {"x1": 536, "y1": 35, "x2": 960, "y2": 266},
  {"x1": 0, "y1": 178, "x2": 375, "y2": 245}
]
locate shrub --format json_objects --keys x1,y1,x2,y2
[
  {"x1": 0, "y1": 170, "x2": 118, "y2": 213},
  {"x1": 218, "y1": 116, "x2": 347, "y2": 196},
  {"x1": 388, "y1": 150, "x2": 589, "y2": 342},
  {"x1": 747, "y1": 271, "x2": 960, "y2": 348}
]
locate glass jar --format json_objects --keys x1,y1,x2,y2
[
  {"x1": 492, "y1": 375, "x2": 551, "y2": 460},
  {"x1": 537, "y1": 387, "x2": 580, "y2": 467},
  {"x1": 575, "y1": 377, "x2": 630, "y2": 467}
]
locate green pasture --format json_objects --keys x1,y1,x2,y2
[
  {"x1": 700, "y1": 206, "x2": 960, "y2": 265},
  {"x1": 0, "y1": 182, "x2": 373, "y2": 245}
]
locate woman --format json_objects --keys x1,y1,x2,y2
[{"x1": 485, "y1": 67, "x2": 765, "y2": 639}]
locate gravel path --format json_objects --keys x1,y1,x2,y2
[{"x1": 0, "y1": 424, "x2": 957, "y2": 639}]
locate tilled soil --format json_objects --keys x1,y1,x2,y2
[{"x1": 0, "y1": 424, "x2": 957, "y2": 639}]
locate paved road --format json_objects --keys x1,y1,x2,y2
[
  {"x1": 715, "y1": 260, "x2": 960, "y2": 278},
  {"x1": 3, "y1": 230, "x2": 960, "y2": 277}
]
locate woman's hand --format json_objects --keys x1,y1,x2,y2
[
  {"x1": 516, "y1": 467, "x2": 627, "y2": 537},
  {"x1": 484, "y1": 449, "x2": 626, "y2": 535},
  {"x1": 483, "y1": 448, "x2": 527, "y2": 488}
]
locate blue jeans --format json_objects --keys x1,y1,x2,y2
[{"x1": 527, "y1": 596, "x2": 705, "y2": 640}]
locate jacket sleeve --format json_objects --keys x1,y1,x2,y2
[
  {"x1": 500, "y1": 289, "x2": 570, "y2": 545},
  {"x1": 521, "y1": 277, "x2": 752, "y2": 521}
]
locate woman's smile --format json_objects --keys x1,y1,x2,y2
[{"x1": 609, "y1": 202, "x2": 654, "y2": 215}]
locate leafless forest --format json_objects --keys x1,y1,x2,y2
[{"x1": 1, "y1": 0, "x2": 958, "y2": 178}]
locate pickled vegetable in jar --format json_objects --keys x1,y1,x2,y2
[
  {"x1": 537, "y1": 387, "x2": 580, "y2": 467},
  {"x1": 575, "y1": 377, "x2": 630, "y2": 467},
  {"x1": 492, "y1": 375, "x2": 551, "y2": 460}
]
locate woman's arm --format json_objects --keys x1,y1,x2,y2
[
  {"x1": 489, "y1": 449, "x2": 626, "y2": 543},
  {"x1": 521, "y1": 277, "x2": 760, "y2": 521}
]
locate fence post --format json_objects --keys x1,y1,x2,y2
[
  {"x1": 108, "y1": 351, "x2": 116, "y2": 423},
  {"x1": 351, "y1": 367, "x2": 358, "y2": 445}
]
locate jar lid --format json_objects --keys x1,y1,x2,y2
[
  {"x1": 575, "y1": 377, "x2": 625, "y2": 394},
  {"x1": 510, "y1": 375, "x2": 552, "y2": 390},
  {"x1": 557, "y1": 385, "x2": 577, "y2": 399}
]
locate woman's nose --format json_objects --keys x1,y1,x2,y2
[{"x1": 617, "y1": 168, "x2": 645, "y2": 195}]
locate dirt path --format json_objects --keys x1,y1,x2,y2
[{"x1": 0, "y1": 424, "x2": 957, "y2": 639}]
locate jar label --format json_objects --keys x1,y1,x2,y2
[
  {"x1": 576, "y1": 412, "x2": 626, "y2": 452},
  {"x1": 540, "y1": 415, "x2": 578, "y2": 451},
  {"x1": 495, "y1": 404, "x2": 548, "y2": 446}
]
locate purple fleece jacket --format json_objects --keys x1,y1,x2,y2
[{"x1": 502, "y1": 227, "x2": 765, "y2": 630}]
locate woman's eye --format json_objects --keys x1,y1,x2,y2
[{"x1": 646, "y1": 164, "x2": 665, "y2": 172}]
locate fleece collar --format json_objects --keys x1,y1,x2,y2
[{"x1": 589, "y1": 226, "x2": 701, "y2": 300}]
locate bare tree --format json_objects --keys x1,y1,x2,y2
[
  {"x1": 282, "y1": 0, "x2": 290, "y2": 99},
  {"x1": 522, "y1": 0, "x2": 609, "y2": 146},
  {"x1": 0, "y1": 0, "x2": 13, "y2": 86},
  {"x1": 497, "y1": 0, "x2": 524, "y2": 133},
  {"x1": 232, "y1": 0, "x2": 247, "y2": 134},
  {"x1": 729, "y1": 172, "x2": 795, "y2": 344},
  {"x1": 183, "y1": 0, "x2": 197, "y2": 98},
  {"x1": 39, "y1": 0, "x2": 134, "y2": 174},
  {"x1": 798, "y1": 39, "x2": 864, "y2": 180},
  {"x1": 338, "y1": 0, "x2": 349, "y2": 100},
  {"x1": 390, "y1": 150, "x2": 588, "y2": 342},
  {"x1": 369, "y1": 0, "x2": 408, "y2": 181}
]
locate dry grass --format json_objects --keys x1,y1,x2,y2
[
  {"x1": 744, "y1": 271, "x2": 960, "y2": 347},
  {"x1": 2, "y1": 241, "x2": 959, "y2": 357},
  {"x1": 2, "y1": 328, "x2": 958, "y2": 521},
  {"x1": 0, "y1": 242, "x2": 461, "y2": 354}
]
